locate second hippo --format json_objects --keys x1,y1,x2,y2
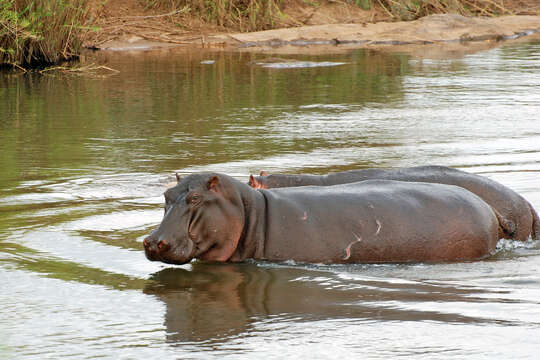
[{"x1": 249, "y1": 165, "x2": 539, "y2": 241}]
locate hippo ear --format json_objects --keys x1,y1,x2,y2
[
  {"x1": 175, "y1": 173, "x2": 181, "y2": 182},
  {"x1": 248, "y1": 174, "x2": 259, "y2": 188},
  {"x1": 208, "y1": 175, "x2": 220, "y2": 192},
  {"x1": 259, "y1": 170, "x2": 268, "y2": 177}
]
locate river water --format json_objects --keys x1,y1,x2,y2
[{"x1": 1, "y1": 39, "x2": 540, "y2": 359}]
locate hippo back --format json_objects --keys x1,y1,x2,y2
[
  {"x1": 252, "y1": 165, "x2": 539, "y2": 241},
  {"x1": 259, "y1": 180, "x2": 500, "y2": 264}
]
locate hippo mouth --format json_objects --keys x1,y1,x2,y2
[
  {"x1": 169, "y1": 238, "x2": 197, "y2": 264},
  {"x1": 145, "y1": 238, "x2": 196, "y2": 265}
]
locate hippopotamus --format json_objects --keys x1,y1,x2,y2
[
  {"x1": 248, "y1": 165, "x2": 540, "y2": 242},
  {"x1": 144, "y1": 172, "x2": 515, "y2": 265}
]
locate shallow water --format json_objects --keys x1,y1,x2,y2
[{"x1": 1, "y1": 40, "x2": 540, "y2": 359}]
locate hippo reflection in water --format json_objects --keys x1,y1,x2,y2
[
  {"x1": 144, "y1": 263, "x2": 519, "y2": 344},
  {"x1": 143, "y1": 171, "x2": 516, "y2": 265},
  {"x1": 249, "y1": 165, "x2": 540, "y2": 242}
]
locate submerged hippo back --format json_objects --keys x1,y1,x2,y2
[
  {"x1": 251, "y1": 165, "x2": 539, "y2": 241},
  {"x1": 259, "y1": 180, "x2": 500, "y2": 264}
]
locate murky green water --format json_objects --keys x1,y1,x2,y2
[{"x1": 1, "y1": 40, "x2": 540, "y2": 359}]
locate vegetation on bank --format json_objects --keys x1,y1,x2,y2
[
  {"x1": 375, "y1": 0, "x2": 511, "y2": 20},
  {"x1": 145, "y1": 0, "x2": 512, "y2": 30},
  {"x1": 0, "y1": 0, "x2": 518, "y2": 68},
  {"x1": 0, "y1": 0, "x2": 88, "y2": 67},
  {"x1": 144, "y1": 0, "x2": 283, "y2": 31}
]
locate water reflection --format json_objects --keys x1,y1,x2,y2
[
  {"x1": 144, "y1": 262, "x2": 522, "y2": 345},
  {"x1": 0, "y1": 48, "x2": 408, "y2": 182},
  {"x1": 1, "y1": 40, "x2": 540, "y2": 359}
]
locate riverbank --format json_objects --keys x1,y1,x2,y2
[
  {"x1": 86, "y1": 1, "x2": 540, "y2": 57},
  {"x1": 90, "y1": 13, "x2": 540, "y2": 60},
  {"x1": 2, "y1": 0, "x2": 540, "y2": 68}
]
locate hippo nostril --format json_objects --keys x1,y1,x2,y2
[
  {"x1": 157, "y1": 240, "x2": 169, "y2": 252},
  {"x1": 143, "y1": 237, "x2": 150, "y2": 248}
]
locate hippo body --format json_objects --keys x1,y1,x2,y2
[
  {"x1": 144, "y1": 172, "x2": 512, "y2": 265},
  {"x1": 249, "y1": 166, "x2": 540, "y2": 241}
]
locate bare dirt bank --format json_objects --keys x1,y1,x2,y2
[
  {"x1": 84, "y1": 0, "x2": 540, "y2": 58},
  {"x1": 94, "y1": 13, "x2": 540, "y2": 58}
]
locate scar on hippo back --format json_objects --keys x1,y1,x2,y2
[
  {"x1": 343, "y1": 232, "x2": 362, "y2": 260},
  {"x1": 344, "y1": 220, "x2": 381, "y2": 260},
  {"x1": 375, "y1": 219, "x2": 382, "y2": 235}
]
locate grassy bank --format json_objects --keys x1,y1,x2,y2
[
  {"x1": 142, "y1": 0, "x2": 283, "y2": 31},
  {"x1": 145, "y1": 0, "x2": 512, "y2": 31},
  {"x1": 375, "y1": 0, "x2": 511, "y2": 20},
  {"x1": 0, "y1": 0, "x2": 89, "y2": 67},
  {"x1": 0, "y1": 0, "x2": 519, "y2": 68}
]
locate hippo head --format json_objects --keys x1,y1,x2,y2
[
  {"x1": 144, "y1": 173, "x2": 245, "y2": 265},
  {"x1": 248, "y1": 171, "x2": 270, "y2": 189}
]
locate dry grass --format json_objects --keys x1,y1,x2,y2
[
  {"x1": 143, "y1": 0, "x2": 284, "y2": 31},
  {"x1": 135, "y1": 0, "x2": 515, "y2": 34},
  {"x1": 39, "y1": 62, "x2": 119, "y2": 77},
  {"x1": 376, "y1": 0, "x2": 512, "y2": 20}
]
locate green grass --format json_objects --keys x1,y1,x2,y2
[{"x1": 0, "y1": 0, "x2": 89, "y2": 67}]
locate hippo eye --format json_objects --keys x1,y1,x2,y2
[{"x1": 188, "y1": 193, "x2": 201, "y2": 204}]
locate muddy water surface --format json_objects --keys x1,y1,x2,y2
[{"x1": 1, "y1": 41, "x2": 540, "y2": 359}]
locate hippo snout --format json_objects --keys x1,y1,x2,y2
[
  {"x1": 143, "y1": 233, "x2": 195, "y2": 265},
  {"x1": 143, "y1": 236, "x2": 170, "y2": 260}
]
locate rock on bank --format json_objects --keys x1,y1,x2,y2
[{"x1": 216, "y1": 14, "x2": 540, "y2": 49}]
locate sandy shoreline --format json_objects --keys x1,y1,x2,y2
[{"x1": 94, "y1": 14, "x2": 540, "y2": 56}]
